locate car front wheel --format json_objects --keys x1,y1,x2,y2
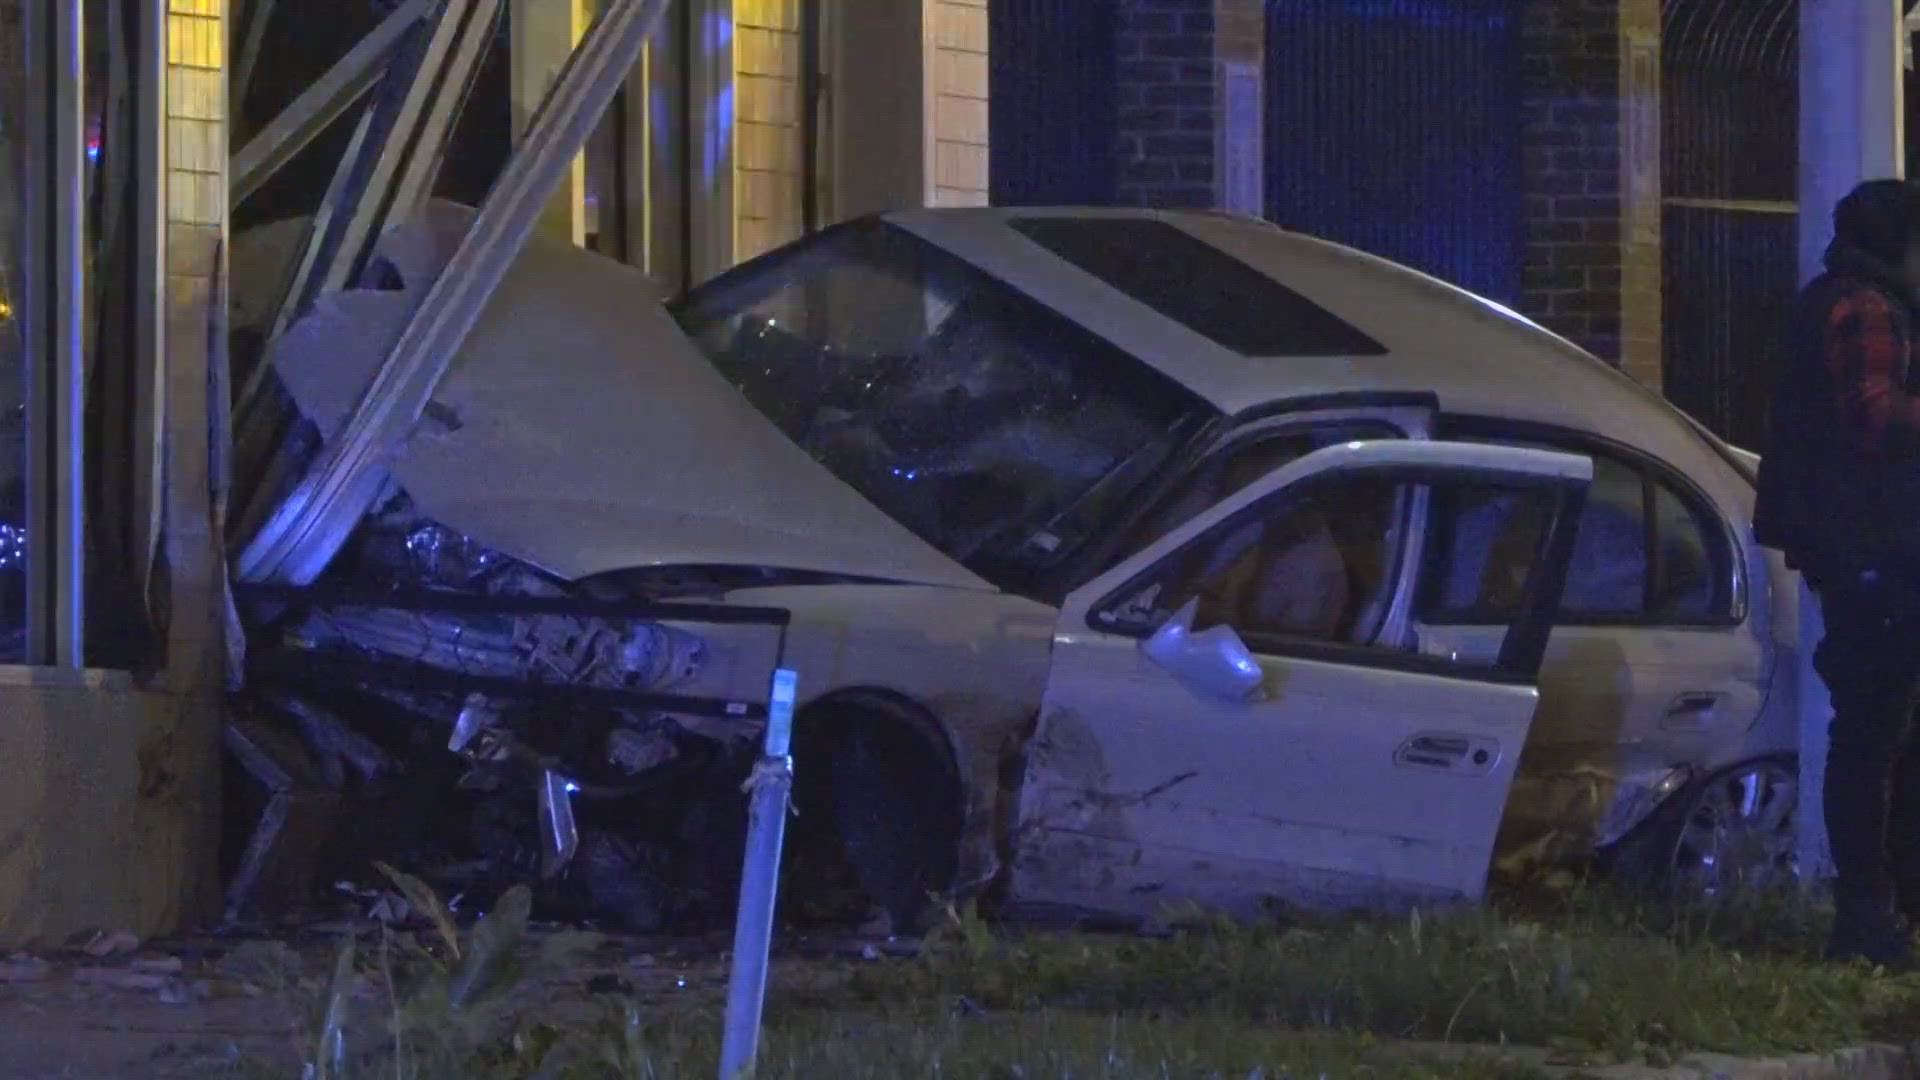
[{"x1": 795, "y1": 701, "x2": 965, "y2": 933}]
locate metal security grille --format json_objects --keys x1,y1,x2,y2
[
  {"x1": 1659, "y1": 0, "x2": 1798, "y2": 449},
  {"x1": 1263, "y1": 0, "x2": 1524, "y2": 302},
  {"x1": 988, "y1": 0, "x2": 1118, "y2": 206}
]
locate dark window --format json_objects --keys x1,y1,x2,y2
[
  {"x1": 1109, "y1": 423, "x2": 1403, "y2": 567},
  {"x1": 1420, "y1": 438, "x2": 1732, "y2": 626},
  {"x1": 1092, "y1": 469, "x2": 1570, "y2": 682},
  {"x1": 1008, "y1": 217, "x2": 1389, "y2": 358},
  {"x1": 1098, "y1": 476, "x2": 1406, "y2": 648},
  {"x1": 669, "y1": 219, "x2": 1218, "y2": 590}
]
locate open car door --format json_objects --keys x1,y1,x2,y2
[{"x1": 1008, "y1": 440, "x2": 1592, "y2": 921}]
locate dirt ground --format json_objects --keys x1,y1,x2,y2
[{"x1": 1, "y1": 978, "x2": 302, "y2": 1078}]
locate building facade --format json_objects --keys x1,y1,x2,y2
[
  {"x1": 235, "y1": 0, "x2": 991, "y2": 290},
  {"x1": 580, "y1": 0, "x2": 991, "y2": 291},
  {"x1": 0, "y1": 0, "x2": 991, "y2": 947},
  {"x1": 987, "y1": 0, "x2": 1853, "y2": 449},
  {"x1": 992, "y1": 0, "x2": 1661, "y2": 379}
]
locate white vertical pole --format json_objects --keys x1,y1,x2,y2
[
  {"x1": 1798, "y1": 0, "x2": 1906, "y2": 285},
  {"x1": 718, "y1": 668, "x2": 798, "y2": 1080},
  {"x1": 21, "y1": 0, "x2": 88, "y2": 668},
  {"x1": 1794, "y1": 0, "x2": 1907, "y2": 882}
]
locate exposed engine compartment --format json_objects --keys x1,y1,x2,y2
[
  {"x1": 222, "y1": 488, "x2": 798, "y2": 931},
  {"x1": 217, "y1": 204, "x2": 838, "y2": 931}
]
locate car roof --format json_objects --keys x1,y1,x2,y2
[{"x1": 882, "y1": 206, "x2": 1733, "y2": 484}]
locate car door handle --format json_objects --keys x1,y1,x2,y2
[{"x1": 1395, "y1": 732, "x2": 1498, "y2": 775}]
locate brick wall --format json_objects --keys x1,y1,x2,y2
[
  {"x1": 1100, "y1": 0, "x2": 1660, "y2": 380},
  {"x1": 1518, "y1": 1, "x2": 1622, "y2": 362},
  {"x1": 1113, "y1": 0, "x2": 1263, "y2": 210},
  {"x1": 1115, "y1": 0, "x2": 1219, "y2": 208},
  {"x1": 1618, "y1": 0, "x2": 1663, "y2": 387}
]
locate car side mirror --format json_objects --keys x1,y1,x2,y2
[{"x1": 1141, "y1": 599, "x2": 1265, "y2": 704}]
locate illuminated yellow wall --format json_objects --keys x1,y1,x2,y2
[
  {"x1": 927, "y1": 0, "x2": 988, "y2": 207},
  {"x1": 733, "y1": 0, "x2": 805, "y2": 260}
]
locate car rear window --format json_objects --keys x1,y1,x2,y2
[{"x1": 1008, "y1": 216, "x2": 1389, "y2": 358}]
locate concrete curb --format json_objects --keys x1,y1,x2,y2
[
  {"x1": 1405, "y1": 1041, "x2": 1915, "y2": 1079},
  {"x1": 1649, "y1": 1044, "x2": 1915, "y2": 1080}
]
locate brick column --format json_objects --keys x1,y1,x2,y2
[
  {"x1": 1617, "y1": 0, "x2": 1662, "y2": 388},
  {"x1": 1115, "y1": 0, "x2": 1263, "y2": 211},
  {"x1": 1519, "y1": 0, "x2": 1631, "y2": 367}
]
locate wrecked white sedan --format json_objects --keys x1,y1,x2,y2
[{"x1": 223, "y1": 202, "x2": 1794, "y2": 930}]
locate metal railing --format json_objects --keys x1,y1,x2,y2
[{"x1": 1658, "y1": 0, "x2": 1799, "y2": 446}]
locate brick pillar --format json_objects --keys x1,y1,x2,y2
[
  {"x1": 1519, "y1": 0, "x2": 1632, "y2": 367},
  {"x1": 1115, "y1": 0, "x2": 1263, "y2": 211},
  {"x1": 1617, "y1": 0, "x2": 1662, "y2": 388}
]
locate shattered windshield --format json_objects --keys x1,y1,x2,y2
[{"x1": 670, "y1": 219, "x2": 1216, "y2": 584}]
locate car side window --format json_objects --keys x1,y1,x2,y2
[
  {"x1": 1094, "y1": 470, "x2": 1576, "y2": 680},
  {"x1": 1097, "y1": 476, "x2": 1407, "y2": 648},
  {"x1": 1422, "y1": 439, "x2": 1729, "y2": 625},
  {"x1": 1117, "y1": 424, "x2": 1404, "y2": 561}
]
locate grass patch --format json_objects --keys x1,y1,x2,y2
[
  {"x1": 266, "y1": 1009, "x2": 1557, "y2": 1079},
  {"x1": 845, "y1": 898, "x2": 1918, "y2": 1060},
  {"x1": 255, "y1": 875, "x2": 1920, "y2": 1078},
  {"x1": 618, "y1": 1014, "x2": 1560, "y2": 1079}
]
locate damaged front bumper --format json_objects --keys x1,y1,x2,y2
[{"x1": 222, "y1": 530, "x2": 796, "y2": 927}]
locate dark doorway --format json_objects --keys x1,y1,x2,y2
[{"x1": 988, "y1": 0, "x2": 1119, "y2": 207}]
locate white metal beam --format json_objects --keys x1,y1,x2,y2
[
  {"x1": 1795, "y1": 0, "x2": 1908, "y2": 883},
  {"x1": 21, "y1": 0, "x2": 88, "y2": 667},
  {"x1": 229, "y1": 0, "x2": 434, "y2": 206},
  {"x1": 229, "y1": 0, "x2": 501, "y2": 552},
  {"x1": 1798, "y1": 0, "x2": 1906, "y2": 284},
  {"x1": 237, "y1": 0, "x2": 672, "y2": 585},
  {"x1": 316, "y1": 0, "x2": 504, "y2": 298}
]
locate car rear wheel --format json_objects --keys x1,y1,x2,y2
[
  {"x1": 1666, "y1": 757, "x2": 1800, "y2": 897},
  {"x1": 1612, "y1": 756, "x2": 1800, "y2": 898}
]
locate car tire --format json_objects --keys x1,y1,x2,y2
[
  {"x1": 814, "y1": 704, "x2": 964, "y2": 933},
  {"x1": 1608, "y1": 755, "x2": 1800, "y2": 899},
  {"x1": 575, "y1": 832, "x2": 671, "y2": 932}
]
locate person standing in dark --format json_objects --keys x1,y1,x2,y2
[{"x1": 1755, "y1": 178, "x2": 1920, "y2": 966}]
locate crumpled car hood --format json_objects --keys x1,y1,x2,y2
[{"x1": 238, "y1": 202, "x2": 990, "y2": 592}]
